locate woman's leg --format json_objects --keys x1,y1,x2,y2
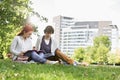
[{"x1": 55, "y1": 49, "x2": 74, "y2": 64}]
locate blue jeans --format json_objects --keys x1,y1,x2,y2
[{"x1": 24, "y1": 51, "x2": 47, "y2": 63}]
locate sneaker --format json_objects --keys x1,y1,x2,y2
[
  {"x1": 73, "y1": 61, "x2": 89, "y2": 66},
  {"x1": 28, "y1": 60, "x2": 35, "y2": 64},
  {"x1": 61, "y1": 61, "x2": 69, "y2": 65},
  {"x1": 47, "y1": 61, "x2": 59, "y2": 64},
  {"x1": 73, "y1": 61, "x2": 79, "y2": 66}
]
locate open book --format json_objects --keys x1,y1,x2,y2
[
  {"x1": 17, "y1": 50, "x2": 44, "y2": 61},
  {"x1": 25, "y1": 50, "x2": 45, "y2": 54}
]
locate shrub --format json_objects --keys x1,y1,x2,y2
[
  {"x1": 73, "y1": 47, "x2": 85, "y2": 62},
  {"x1": 107, "y1": 53, "x2": 120, "y2": 65}
]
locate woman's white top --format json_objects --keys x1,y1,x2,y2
[{"x1": 10, "y1": 36, "x2": 32, "y2": 60}]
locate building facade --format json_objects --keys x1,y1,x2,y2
[{"x1": 53, "y1": 15, "x2": 119, "y2": 55}]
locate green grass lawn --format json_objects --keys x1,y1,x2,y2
[{"x1": 0, "y1": 60, "x2": 120, "y2": 80}]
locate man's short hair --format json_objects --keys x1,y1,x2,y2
[{"x1": 44, "y1": 25, "x2": 54, "y2": 34}]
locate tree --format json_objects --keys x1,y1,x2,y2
[
  {"x1": 0, "y1": 0, "x2": 47, "y2": 59},
  {"x1": 83, "y1": 46, "x2": 96, "y2": 63},
  {"x1": 73, "y1": 35, "x2": 111, "y2": 64},
  {"x1": 93, "y1": 35, "x2": 111, "y2": 49},
  {"x1": 95, "y1": 44, "x2": 109, "y2": 64},
  {"x1": 73, "y1": 47, "x2": 85, "y2": 62},
  {"x1": 0, "y1": 0, "x2": 30, "y2": 58}
]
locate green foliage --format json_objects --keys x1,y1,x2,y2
[
  {"x1": 73, "y1": 47, "x2": 85, "y2": 62},
  {"x1": 93, "y1": 36, "x2": 110, "y2": 64},
  {"x1": 0, "y1": 24, "x2": 22, "y2": 59},
  {"x1": 0, "y1": 0, "x2": 48, "y2": 58},
  {"x1": 1, "y1": 60, "x2": 120, "y2": 80},
  {"x1": 0, "y1": 0, "x2": 31, "y2": 58},
  {"x1": 73, "y1": 35, "x2": 110, "y2": 64},
  {"x1": 93, "y1": 35, "x2": 111, "y2": 49},
  {"x1": 0, "y1": 0, "x2": 31, "y2": 26},
  {"x1": 95, "y1": 44, "x2": 109, "y2": 64},
  {"x1": 82, "y1": 46, "x2": 96, "y2": 63},
  {"x1": 107, "y1": 53, "x2": 120, "y2": 65}
]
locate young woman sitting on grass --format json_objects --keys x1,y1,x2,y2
[{"x1": 10, "y1": 24, "x2": 58, "y2": 64}]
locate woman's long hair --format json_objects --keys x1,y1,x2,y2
[{"x1": 17, "y1": 24, "x2": 33, "y2": 36}]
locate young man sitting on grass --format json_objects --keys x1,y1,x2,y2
[{"x1": 35, "y1": 25, "x2": 89, "y2": 66}]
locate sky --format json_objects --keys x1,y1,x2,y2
[{"x1": 29, "y1": 0, "x2": 120, "y2": 32}]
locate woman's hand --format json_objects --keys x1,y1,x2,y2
[
  {"x1": 19, "y1": 52, "x2": 25, "y2": 56},
  {"x1": 17, "y1": 52, "x2": 29, "y2": 61}
]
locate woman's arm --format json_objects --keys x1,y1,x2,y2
[{"x1": 10, "y1": 36, "x2": 21, "y2": 56}]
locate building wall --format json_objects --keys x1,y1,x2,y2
[
  {"x1": 53, "y1": 16, "x2": 61, "y2": 47},
  {"x1": 53, "y1": 15, "x2": 74, "y2": 47},
  {"x1": 53, "y1": 16, "x2": 119, "y2": 55},
  {"x1": 98, "y1": 21, "x2": 112, "y2": 35},
  {"x1": 60, "y1": 26, "x2": 98, "y2": 55},
  {"x1": 111, "y1": 25, "x2": 119, "y2": 53}
]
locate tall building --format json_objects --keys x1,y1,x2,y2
[
  {"x1": 110, "y1": 25, "x2": 119, "y2": 52},
  {"x1": 53, "y1": 15, "x2": 119, "y2": 55},
  {"x1": 53, "y1": 15, "x2": 74, "y2": 48}
]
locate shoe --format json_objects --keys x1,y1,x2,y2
[
  {"x1": 73, "y1": 61, "x2": 89, "y2": 66},
  {"x1": 46, "y1": 60, "x2": 59, "y2": 64},
  {"x1": 61, "y1": 61, "x2": 69, "y2": 65},
  {"x1": 28, "y1": 60, "x2": 35, "y2": 64},
  {"x1": 73, "y1": 61, "x2": 80, "y2": 66}
]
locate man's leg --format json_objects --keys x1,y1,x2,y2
[
  {"x1": 46, "y1": 56, "x2": 58, "y2": 61},
  {"x1": 31, "y1": 51, "x2": 47, "y2": 63},
  {"x1": 46, "y1": 55, "x2": 62, "y2": 64},
  {"x1": 55, "y1": 49, "x2": 74, "y2": 64}
]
